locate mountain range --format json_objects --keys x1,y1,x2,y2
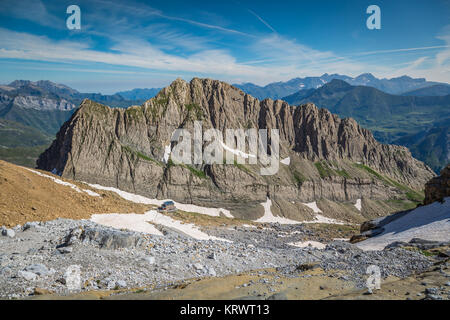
[
  {"x1": 282, "y1": 79, "x2": 450, "y2": 173},
  {"x1": 233, "y1": 73, "x2": 447, "y2": 100},
  {"x1": 116, "y1": 88, "x2": 162, "y2": 100},
  {"x1": 1, "y1": 76, "x2": 448, "y2": 173}
]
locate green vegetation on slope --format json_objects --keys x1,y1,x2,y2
[
  {"x1": 121, "y1": 145, "x2": 164, "y2": 167},
  {"x1": 0, "y1": 119, "x2": 53, "y2": 147},
  {"x1": 0, "y1": 145, "x2": 49, "y2": 168},
  {"x1": 1, "y1": 106, "x2": 75, "y2": 135},
  {"x1": 314, "y1": 161, "x2": 350, "y2": 179},
  {"x1": 353, "y1": 163, "x2": 424, "y2": 203},
  {"x1": 0, "y1": 119, "x2": 53, "y2": 168}
]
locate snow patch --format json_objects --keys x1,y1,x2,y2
[
  {"x1": 288, "y1": 240, "x2": 326, "y2": 249},
  {"x1": 357, "y1": 197, "x2": 450, "y2": 251},
  {"x1": 87, "y1": 184, "x2": 234, "y2": 218},
  {"x1": 302, "y1": 202, "x2": 322, "y2": 213},
  {"x1": 301, "y1": 201, "x2": 344, "y2": 224},
  {"x1": 83, "y1": 189, "x2": 101, "y2": 197},
  {"x1": 255, "y1": 198, "x2": 300, "y2": 224},
  {"x1": 220, "y1": 141, "x2": 256, "y2": 159},
  {"x1": 91, "y1": 212, "x2": 163, "y2": 235},
  {"x1": 162, "y1": 145, "x2": 171, "y2": 163},
  {"x1": 355, "y1": 199, "x2": 362, "y2": 211},
  {"x1": 254, "y1": 199, "x2": 344, "y2": 225},
  {"x1": 91, "y1": 210, "x2": 231, "y2": 242},
  {"x1": 280, "y1": 157, "x2": 290, "y2": 165}
]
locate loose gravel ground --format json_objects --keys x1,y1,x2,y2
[{"x1": 0, "y1": 218, "x2": 438, "y2": 299}]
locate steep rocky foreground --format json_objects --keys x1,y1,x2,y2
[
  {"x1": 0, "y1": 160, "x2": 152, "y2": 227},
  {"x1": 1, "y1": 218, "x2": 444, "y2": 300},
  {"x1": 37, "y1": 78, "x2": 435, "y2": 221}
]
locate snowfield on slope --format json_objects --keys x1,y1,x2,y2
[
  {"x1": 91, "y1": 210, "x2": 231, "y2": 242},
  {"x1": 256, "y1": 198, "x2": 344, "y2": 225},
  {"x1": 288, "y1": 240, "x2": 326, "y2": 249},
  {"x1": 87, "y1": 184, "x2": 232, "y2": 241},
  {"x1": 87, "y1": 184, "x2": 233, "y2": 218},
  {"x1": 357, "y1": 197, "x2": 450, "y2": 251},
  {"x1": 301, "y1": 202, "x2": 344, "y2": 225},
  {"x1": 255, "y1": 198, "x2": 300, "y2": 224}
]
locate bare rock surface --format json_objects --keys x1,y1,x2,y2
[{"x1": 425, "y1": 164, "x2": 450, "y2": 205}]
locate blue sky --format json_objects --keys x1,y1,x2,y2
[{"x1": 0, "y1": 0, "x2": 449, "y2": 93}]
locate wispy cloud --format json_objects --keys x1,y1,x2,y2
[
  {"x1": 0, "y1": 0, "x2": 64, "y2": 28},
  {"x1": 247, "y1": 9, "x2": 277, "y2": 33},
  {"x1": 0, "y1": 28, "x2": 266, "y2": 79},
  {"x1": 90, "y1": 0, "x2": 253, "y2": 37},
  {"x1": 350, "y1": 45, "x2": 450, "y2": 57}
]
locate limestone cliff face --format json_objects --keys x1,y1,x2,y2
[
  {"x1": 424, "y1": 164, "x2": 450, "y2": 205},
  {"x1": 37, "y1": 78, "x2": 435, "y2": 220}
]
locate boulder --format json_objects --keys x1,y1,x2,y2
[
  {"x1": 18, "y1": 270, "x2": 38, "y2": 281},
  {"x1": 424, "y1": 164, "x2": 450, "y2": 205}
]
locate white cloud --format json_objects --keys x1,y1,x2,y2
[
  {"x1": 0, "y1": 28, "x2": 267, "y2": 80},
  {"x1": 1, "y1": 0, "x2": 448, "y2": 86}
]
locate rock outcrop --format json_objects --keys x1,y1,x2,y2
[
  {"x1": 352, "y1": 163, "x2": 450, "y2": 244},
  {"x1": 37, "y1": 78, "x2": 435, "y2": 220},
  {"x1": 424, "y1": 164, "x2": 450, "y2": 205}
]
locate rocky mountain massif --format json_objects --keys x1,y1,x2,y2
[
  {"x1": 37, "y1": 78, "x2": 435, "y2": 221},
  {"x1": 283, "y1": 79, "x2": 450, "y2": 173}
]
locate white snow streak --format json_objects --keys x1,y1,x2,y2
[
  {"x1": 26, "y1": 169, "x2": 100, "y2": 197},
  {"x1": 162, "y1": 145, "x2": 171, "y2": 163},
  {"x1": 87, "y1": 184, "x2": 233, "y2": 218},
  {"x1": 220, "y1": 141, "x2": 256, "y2": 159}
]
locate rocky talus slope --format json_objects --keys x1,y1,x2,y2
[{"x1": 37, "y1": 78, "x2": 435, "y2": 221}]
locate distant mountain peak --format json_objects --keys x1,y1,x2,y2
[
  {"x1": 322, "y1": 79, "x2": 352, "y2": 89},
  {"x1": 8, "y1": 80, "x2": 32, "y2": 88},
  {"x1": 234, "y1": 73, "x2": 446, "y2": 100},
  {"x1": 354, "y1": 73, "x2": 377, "y2": 81}
]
